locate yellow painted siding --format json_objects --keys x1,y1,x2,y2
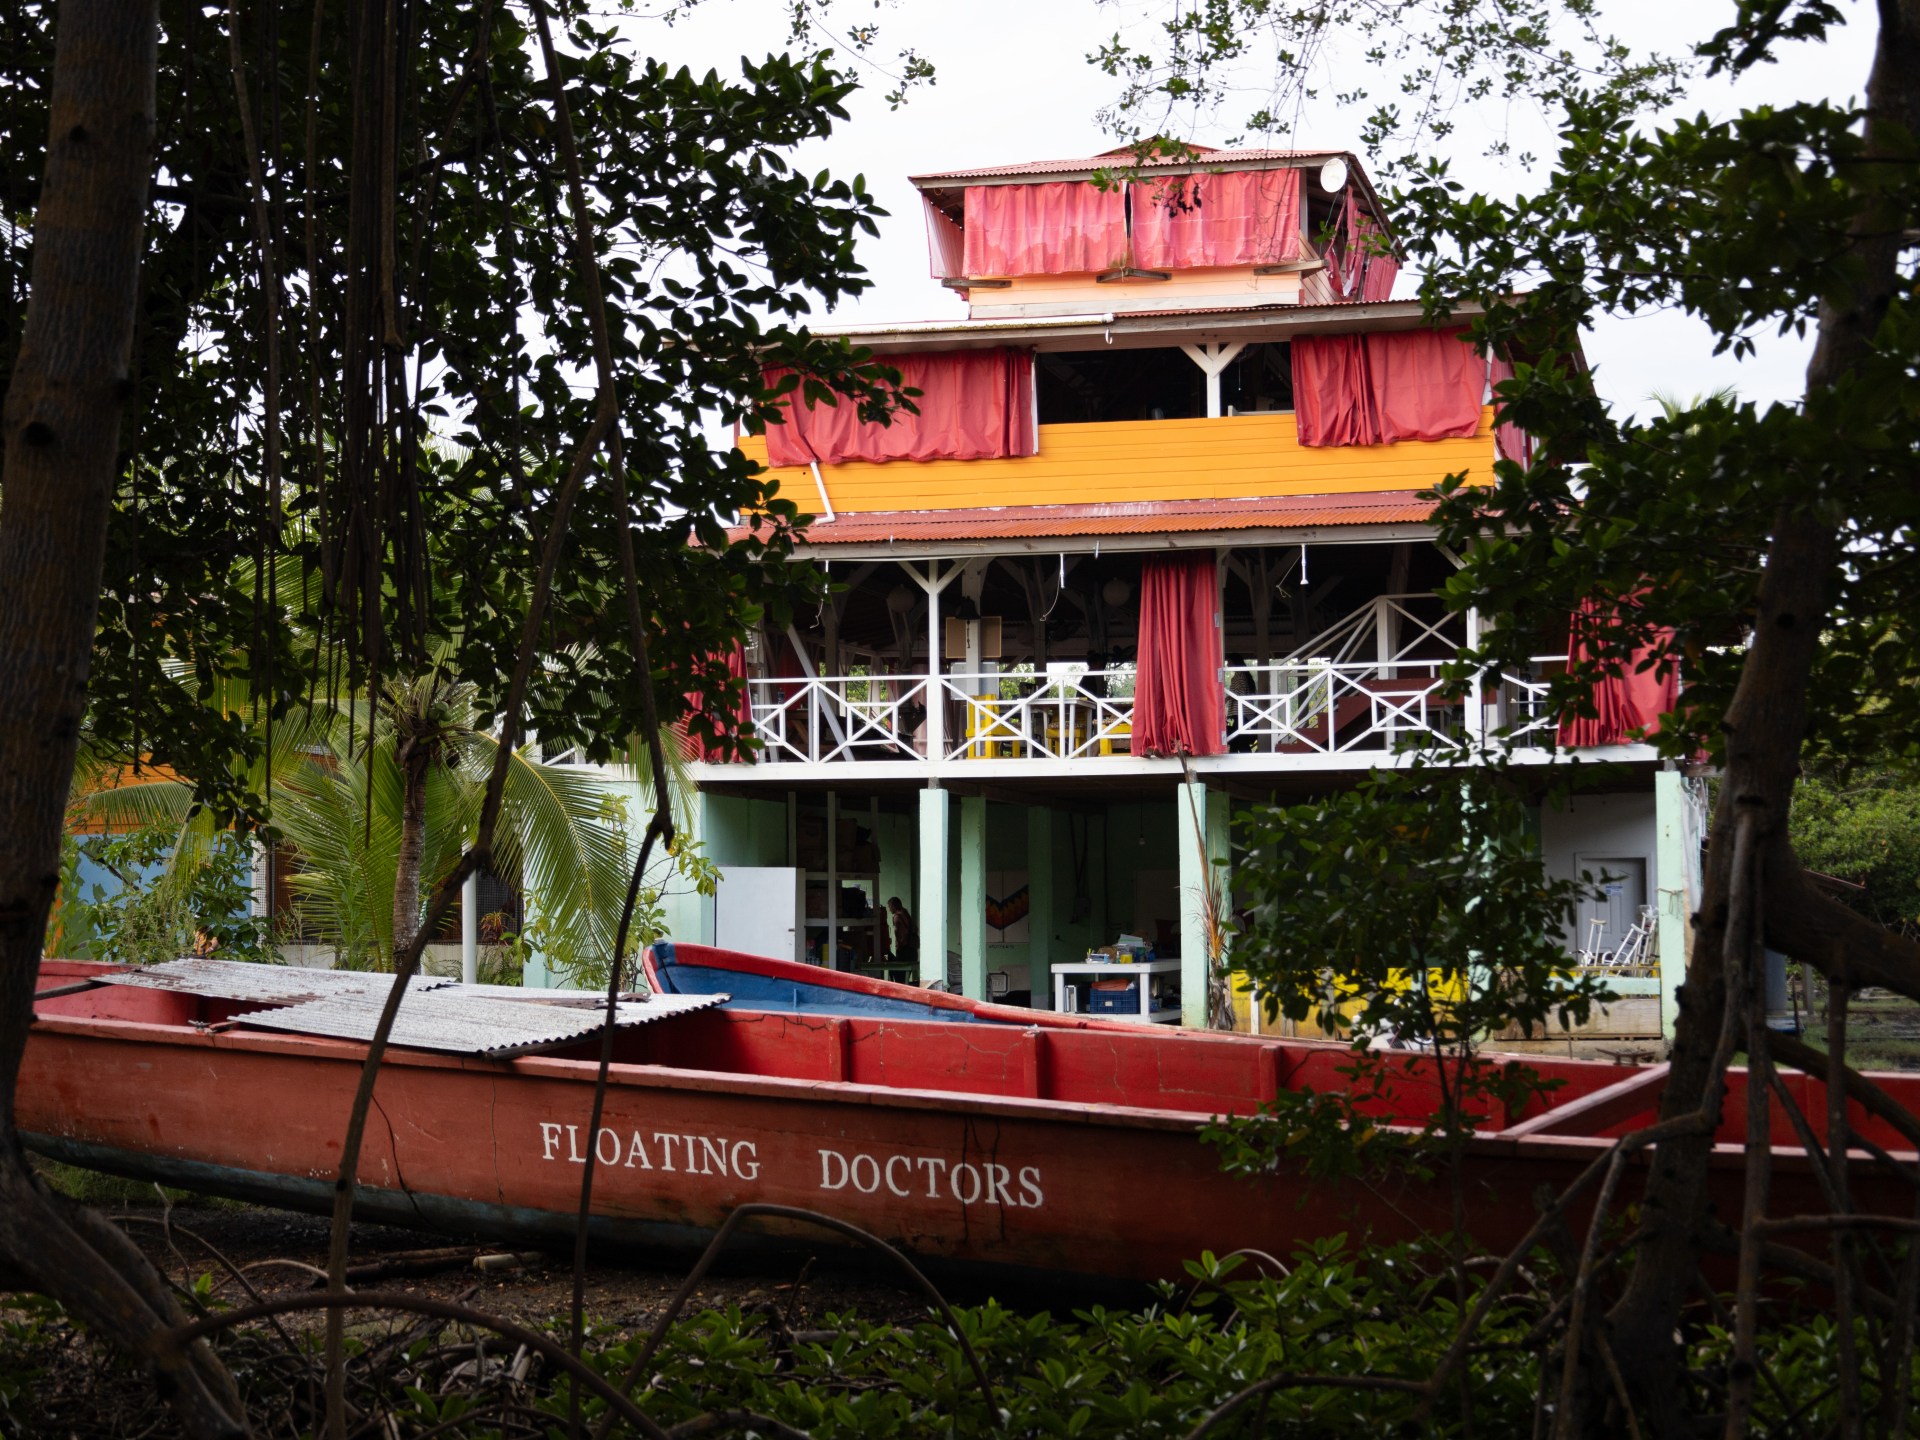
[{"x1": 740, "y1": 407, "x2": 1495, "y2": 513}]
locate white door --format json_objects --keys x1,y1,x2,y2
[
  {"x1": 1575, "y1": 856, "x2": 1647, "y2": 960},
  {"x1": 714, "y1": 866, "x2": 803, "y2": 962}
]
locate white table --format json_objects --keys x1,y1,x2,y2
[{"x1": 1051, "y1": 959, "x2": 1181, "y2": 1024}]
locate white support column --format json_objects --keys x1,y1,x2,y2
[
  {"x1": 917, "y1": 786, "x2": 950, "y2": 987},
  {"x1": 909, "y1": 560, "x2": 957, "y2": 760},
  {"x1": 1464, "y1": 604, "x2": 1487, "y2": 750},
  {"x1": 461, "y1": 871, "x2": 479, "y2": 985},
  {"x1": 1178, "y1": 781, "x2": 1211, "y2": 1027},
  {"x1": 959, "y1": 794, "x2": 987, "y2": 999},
  {"x1": 1653, "y1": 769, "x2": 1695, "y2": 1044},
  {"x1": 1179, "y1": 342, "x2": 1247, "y2": 419}
]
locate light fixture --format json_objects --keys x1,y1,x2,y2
[
  {"x1": 885, "y1": 585, "x2": 914, "y2": 613},
  {"x1": 1101, "y1": 578, "x2": 1131, "y2": 608},
  {"x1": 951, "y1": 595, "x2": 981, "y2": 622}
]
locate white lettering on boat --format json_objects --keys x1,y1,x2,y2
[
  {"x1": 817, "y1": 1148, "x2": 1044, "y2": 1209},
  {"x1": 539, "y1": 1124, "x2": 758, "y2": 1182}
]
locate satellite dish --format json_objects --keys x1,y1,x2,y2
[{"x1": 1318, "y1": 157, "x2": 1349, "y2": 193}]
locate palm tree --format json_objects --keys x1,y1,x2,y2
[{"x1": 74, "y1": 657, "x2": 689, "y2": 980}]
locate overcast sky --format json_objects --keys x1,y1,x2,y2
[{"x1": 633, "y1": 0, "x2": 1876, "y2": 420}]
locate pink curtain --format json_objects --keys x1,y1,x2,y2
[
  {"x1": 1367, "y1": 329, "x2": 1485, "y2": 443},
  {"x1": 1291, "y1": 334, "x2": 1382, "y2": 447},
  {"x1": 1292, "y1": 329, "x2": 1486, "y2": 447},
  {"x1": 1133, "y1": 555, "x2": 1225, "y2": 757},
  {"x1": 682, "y1": 643, "x2": 754, "y2": 762},
  {"x1": 762, "y1": 349, "x2": 1037, "y2": 467},
  {"x1": 962, "y1": 181, "x2": 1128, "y2": 276},
  {"x1": 1557, "y1": 599, "x2": 1679, "y2": 747},
  {"x1": 923, "y1": 196, "x2": 965, "y2": 280},
  {"x1": 1129, "y1": 168, "x2": 1303, "y2": 269},
  {"x1": 1327, "y1": 191, "x2": 1398, "y2": 302},
  {"x1": 1488, "y1": 354, "x2": 1532, "y2": 467},
  {"x1": 1360, "y1": 252, "x2": 1399, "y2": 302}
]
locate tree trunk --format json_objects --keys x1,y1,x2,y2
[
  {"x1": 1606, "y1": 4, "x2": 1920, "y2": 1430},
  {"x1": 391, "y1": 735, "x2": 430, "y2": 961},
  {"x1": 0, "y1": 0, "x2": 243, "y2": 1431}
]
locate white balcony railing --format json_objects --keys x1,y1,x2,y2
[
  {"x1": 1223, "y1": 659, "x2": 1464, "y2": 754},
  {"x1": 747, "y1": 674, "x2": 930, "y2": 764},
  {"x1": 941, "y1": 668, "x2": 1137, "y2": 761}
]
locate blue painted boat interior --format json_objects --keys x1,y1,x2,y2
[{"x1": 651, "y1": 941, "x2": 993, "y2": 1024}]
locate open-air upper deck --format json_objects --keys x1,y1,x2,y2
[{"x1": 692, "y1": 147, "x2": 1662, "y2": 785}]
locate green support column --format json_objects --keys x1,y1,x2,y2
[
  {"x1": 1653, "y1": 769, "x2": 1692, "y2": 1043},
  {"x1": 960, "y1": 795, "x2": 988, "y2": 998},
  {"x1": 1178, "y1": 781, "x2": 1211, "y2": 1027},
  {"x1": 1027, "y1": 805, "x2": 1054, "y2": 1000},
  {"x1": 917, "y1": 787, "x2": 950, "y2": 988}
]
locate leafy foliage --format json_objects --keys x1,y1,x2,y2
[
  {"x1": 0, "y1": 0, "x2": 899, "y2": 827},
  {"x1": 1230, "y1": 766, "x2": 1607, "y2": 1055},
  {"x1": 1791, "y1": 766, "x2": 1920, "y2": 940},
  {"x1": 56, "y1": 823, "x2": 271, "y2": 967},
  {"x1": 1088, "y1": 0, "x2": 1687, "y2": 182}
]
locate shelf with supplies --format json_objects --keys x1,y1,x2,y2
[
  {"x1": 794, "y1": 792, "x2": 891, "y2": 972},
  {"x1": 1050, "y1": 958, "x2": 1182, "y2": 1024}
]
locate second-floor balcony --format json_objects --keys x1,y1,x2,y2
[{"x1": 743, "y1": 656, "x2": 1566, "y2": 772}]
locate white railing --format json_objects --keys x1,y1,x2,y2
[
  {"x1": 1224, "y1": 660, "x2": 1464, "y2": 754},
  {"x1": 941, "y1": 668, "x2": 1137, "y2": 761},
  {"x1": 723, "y1": 652, "x2": 1578, "y2": 767},
  {"x1": 1489, "y1": 656, "x2": 1569, "y2": 745},
  {"x1": 748, "y1": 674, "x2": 930, "y2": 764}
]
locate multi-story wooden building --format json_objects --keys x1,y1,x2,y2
[{"x1": 658, "y1": 145, "x2": 1700, "y2": 1040}]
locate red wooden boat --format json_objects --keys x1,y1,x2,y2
[{"x1": 19, "y1": 950, "x2": 1917, "y2": 1286}]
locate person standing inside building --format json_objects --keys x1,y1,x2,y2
[{"x1": 886, "y1": 896, "x2": 917, "y2": 968}]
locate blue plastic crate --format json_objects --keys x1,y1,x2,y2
[{"x1": 1087, "y1": 978, "x2": 1141, "y2": 1013}]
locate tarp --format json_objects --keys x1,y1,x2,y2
[
  {"x1": 1293, "y1": 329, "x2": 1485, "y2": 447},
  {"x1": 962, "y1": 181, "x2": 1128, "y2": 277},
  {"x1": 1557, "y1": 598, "x2": 1679, "y2": 747},
  {"x1": 1129, "y1": 168, "x2": 1304, "y2": 269},
  {"x1": 762, "y1": 349, "x2": 1037, "y2": 467},
  {"x1": 1133, "y1": 554, "x2": 1225, "y2": 757}
]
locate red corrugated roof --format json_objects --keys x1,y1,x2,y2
[
  {"x1": 728, "y1": 492, "x2": 1438, "y2": 547},
  {"x1": 910, "y1": 146, "x2": 1338, "y2": 185}
]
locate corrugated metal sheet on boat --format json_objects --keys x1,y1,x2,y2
[
  {"x1": 228, "y1": 989, "x2": 728, "y2": 1058},
  {"x1": 95, "y1": 957, "x2": 458, "y2": 1004}
]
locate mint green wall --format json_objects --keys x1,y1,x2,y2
[{"x1": 702, "y1": 793, "x2": 787, "y2": 868}]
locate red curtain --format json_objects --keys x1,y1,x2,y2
[
  {"x1": 1557, "y1": 599, "x2": 1679, "y2": 747},
  {"x1": 1368, "y1": 329, "x2": 1486, "y2": 444},
  {"x1": 923, "y1": 196, "x2": 965, "y2": 280},
  {"x1": 1133, "y1": 555, "x2": 1225, "y2": 757},
  {"x1": 1292, "y1": 329, "x2": 1486, "y2": 447},
  {"x1": 682, "y1": 643, "x2": 754, "y2": 762},
  {"x1": 1488, "y1": 354, "x2": 1532, "y2": 467},
  {"x1": 1328, "y1": 190, "x2": 1395, "y2": 300},
  {"x1": 962, "y1": 181, "x2": 1128, "y2": 276},
  {"x1": 762, "y1": 349, "x2": 1037, "y2": 467},
  {"x1": 1290, "y1": 334, "x2": 1381, "y2": 447},
  {"x1": 1129, "y1": 168, "x2": 1304, "y2": 269}
]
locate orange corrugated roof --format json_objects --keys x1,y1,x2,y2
[
  {"x1": 729, "y1": 492, "x2": 1438, "y2": 547},
  {"x1": 910, "y1": 146, "x2": 1339, "y2": 185}
]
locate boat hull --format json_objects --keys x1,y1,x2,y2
[{"x1": 22, "y1": 960, "x2": 1918, "y2": 1285}]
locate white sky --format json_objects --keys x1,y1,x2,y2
[{"x1": 633, "y1": 0, "x2": 1876, "y2": 420}]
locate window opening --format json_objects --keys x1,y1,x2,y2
[
  {"x1": 1220, "y1": 342, "x2": 1293, "y2": 415},
  {"x1": 1036, "y1": 348, "x2": 1207, "y2": 424}
]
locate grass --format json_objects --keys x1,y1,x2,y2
[{"x1": 30, "y1": 1156, "x2": 239, "y2": 1211}]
